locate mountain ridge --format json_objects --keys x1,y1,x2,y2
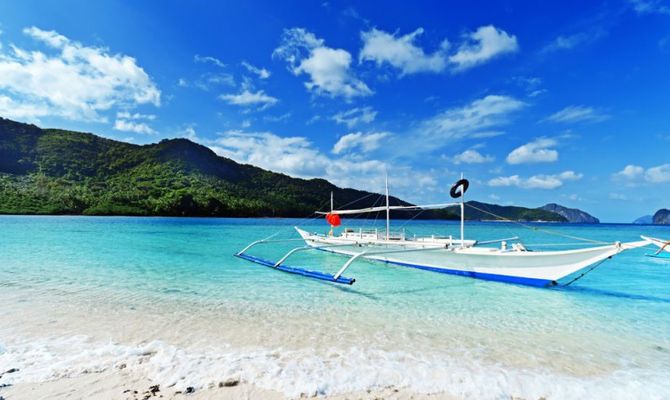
[
  {"x1": 0, "y1": 117, "x2": 573, "y2": 222},
  {"x1": 540, "y1": 203, "x2": 599, "y2": 223}
]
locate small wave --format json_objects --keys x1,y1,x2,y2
[{"x1": 1, "y1": 335, "x2": 669, "y2": 399}]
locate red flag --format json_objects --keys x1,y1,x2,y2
[{"x1": 326, "y1": 213, "x2": 341, "y2": 227}]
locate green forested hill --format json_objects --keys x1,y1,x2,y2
[
  {"x1": 0, "y1": 117, "x2": 566, "y2": 221},
  {"x1": 0, "y1": 117, "x2": 415, "y2": 216}
]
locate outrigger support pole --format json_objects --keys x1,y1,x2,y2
[
  {"x1": 333, "y1": 245, "x2": 447, "y2": 280},
  {"x1": 236, "y1": 238, "x2": 307, "y2": 256},
  {"x1": 273, "y1": 243, "x2": 359, "y2": 268}
]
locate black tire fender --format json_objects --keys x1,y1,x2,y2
[{"x1": 450, "y1": 179, "x2": 469, "y2": 199}]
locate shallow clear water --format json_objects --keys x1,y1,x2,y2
[{"x1": 1, "y1": 216, "x2": 669, "y2": 398}]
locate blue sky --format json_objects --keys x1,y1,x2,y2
[{"x1": 0, "y1": 0, "x2": 669, "y2": 222}]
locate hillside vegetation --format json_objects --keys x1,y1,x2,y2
[{"x1": 0, "y1": 117, "x2": 567, "y2": 221}]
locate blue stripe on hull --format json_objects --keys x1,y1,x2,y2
[
  {"x1": 235, "y1": 253, "x2": 355, "y2": 285},
  {"x1": 382, "y1": 259, "x2": 556, "y2": 287},
  {"x1": 314, "y1": 247, "x2": 555, "y2": 287}
]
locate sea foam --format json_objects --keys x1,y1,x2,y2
[{"x1": 1, "y1": 334, "x2": 668, "y2": 399}]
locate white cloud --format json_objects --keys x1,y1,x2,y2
[
  {"x1": 0, "y1": 26, "x2": 160, "y2": 122},
  {"x1": 273, "y1": 28, "x2": 372, "y2": 98},
  {"x1": 506, "y1": 138, "x2": 559, "y2": 164},
  {"x1": 241, "y1": 61, "x2": 270, "y2": 79},
  {"x1": 360, "y1": 25, "x2": 518, "y2": 75},
  {"x1": 114, "y1": 111, "x2": 157, "y2": 135},
  {"x1": 207, "y1": 130, "x2": 438, "y2": 196},
  {"x1": 116, "y1": 111, "x2": 156, "y2": 120},
  {"x1": 629, "y1": 0, "x2": 670, "y2": 15},
  {"x1": 114, "y1": 119, "x2": 156, "y2": 135},
  {"x1": 359, "y1": 28, "x2": 450, "y2": 75},
  {"x1": 331, "y1": 106, "x2": 377, "y2": 128},
  {"x1": 546, "y1": 105, "x2": 609, "y2": 123},
  {"x1": 541, "y1": 30, "x2": 606, "y2": 53},
  {"x1": 211, "y1": 130, "x2": 329, "y2": 177},
  {"x1": 488, "y1": 170, "x2": 582, "y2": 189},
  {"x1": 419, "y1": 95, "x2": 525, "y2": 145},
  {"x1": 613, "y1": 164, "x2": 645, "y2": 180},
  {"x1": 450, "y1": 149, "x2": 494, "y2": 164},
  {"x1": 194, "y1": 73, "x2": 235, "y2": 90},
  {"x1": 449, "y1": 25, "x2": 519, "y2": 71},
  {"x1": 219, "y1": 89, "x2": 278, "y2": 108},
  {"x1": 180, "y1": 126, "x2": 198, "y2": 141},
  {"x1": 264, "y1": 112, "x2": 291, "y2": 123},
  {"x1": 194, "y1": 54, "x2": 226, "y2": 68},
  {"x1": 645, "y1": 164, "x2": 670, "y2": 182},
  {"x1": 612, "y1": 164, "x2": 670, "y2": 184},
  {"x1": 332, "y1": 131, "x2": 390, "y2": 154}
]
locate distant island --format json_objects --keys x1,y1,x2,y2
[
  {"x1": 540, "y1": 203, "x2": 599, "y2": 223},
  {"x1": 653, "y1": 209, "x2": 670, "y2": 224},
  {"x1": 632, "y1": 210, "x2": 669, "y2": 225},
  {"x1": 633, "y1": 215, "x2": 653, "y2": 224},
  {"x1": 1, "y1": 117, "x2": 595, "y2": 222}
]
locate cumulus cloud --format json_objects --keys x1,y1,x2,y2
[
  {"x1": 113, "y1": 111, "x2": 157, "y2": 135},
  {"x1": 613, "y1": 164, "x2": 670, "y2": 183},
  {"x1": 241, "y1": 61, "x2": 270, "y2": 79},
  {"x1": 419, "y1": 95, "x2": 525, "y2": 146},
  {"x1": 450, "y1": 149, "x2": 494, "y2": 164},
  {"x1": 113, "y1": 119, "x2": 156, "y2": 135},
  {"x1": 613, "y1": 164, "x2": 645, "y2": 180},
  {"x1": 506, "y1": 138, "x2": 558, "y2": 164},
  {"x1": 0, "y1": 26, "x2": 160, "y2": 122},
  {"x1": 359, "y1": 28, "x2": 450, "y2": 74},
  {"x1": 332, "y1": 131, "x2": 390, "y2": 154},
  {"x1": 488, "y1": 171, "x2": 582, "y2": 189},
  {"x1": 206, "y1": 129, "x2": 439, "y2": 196},
  {"x1": 449, "y1": 25, "x2": 519, "y2": 71},
  {"x1": 273, "y1": 28, "x2": 372, "y2": 99},
  {"x1": 546, "y1": 105, "x2": 609, "y2": 123},
  {"x1": 645, "y1": 164, "x2": 670, "y2": 182},
  {"x1": 360, "y1": 25, "x2": 518, "y2": 75},
  {"x1": 212, "y1": 130, "x2": 329, "y2": 177},
  {"x1": 219, "y1": 89, "x2": 278, "y2": 108},
  {"x1": 331, "y1": 106, "x2": 377, "y2": 128}
]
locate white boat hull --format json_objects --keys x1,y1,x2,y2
[{"x1": 297, "y1": 228, "x2": 649, "y2": 286}]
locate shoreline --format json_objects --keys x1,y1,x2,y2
[
  {"x1": 1, "y1": 370, "x2": 459, "y2": 400},
  {"x1": 0, "y1": 213, "x2": 659, "y2": 225}
]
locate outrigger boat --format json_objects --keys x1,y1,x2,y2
[
  {"x1": 641, "y1": 235, "x2": 670, "y2": 259},
  {"x1": 236, "y1": 177, "x2": 651, "y2": 287}
]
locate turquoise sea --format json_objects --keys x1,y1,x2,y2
[{"x1": 1, "y1": 216, "x2": 669, "y2": 399}]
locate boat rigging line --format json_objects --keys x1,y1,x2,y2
[{"x1": 464, "y1": 202, "x2": 610, "y2": 245}]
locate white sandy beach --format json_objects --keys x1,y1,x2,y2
[{"x1": 2, "y1": 370, "x2": 461, "y2": 400}]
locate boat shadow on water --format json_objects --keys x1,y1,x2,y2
[{"x1": 552, "y1": 285, "x2": 670, "y2": 304}]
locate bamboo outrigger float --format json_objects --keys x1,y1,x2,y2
[{"x1": 236, "y1": 177, "x2": 652, "y2": 287}]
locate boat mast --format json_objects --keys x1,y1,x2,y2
[
  {"x1": 385, "y1": 172, "x2": 390, "y2": 241},
  {"x1": 330, "y1": 191, "x2": 334, "y2": 212},
  {"x1": 460, "y1": 173, "x2": 465, "y2": 248}
]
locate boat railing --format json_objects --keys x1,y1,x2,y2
[{"x1": 342, "y1": 227, "x2": 407, "y2": 241}]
